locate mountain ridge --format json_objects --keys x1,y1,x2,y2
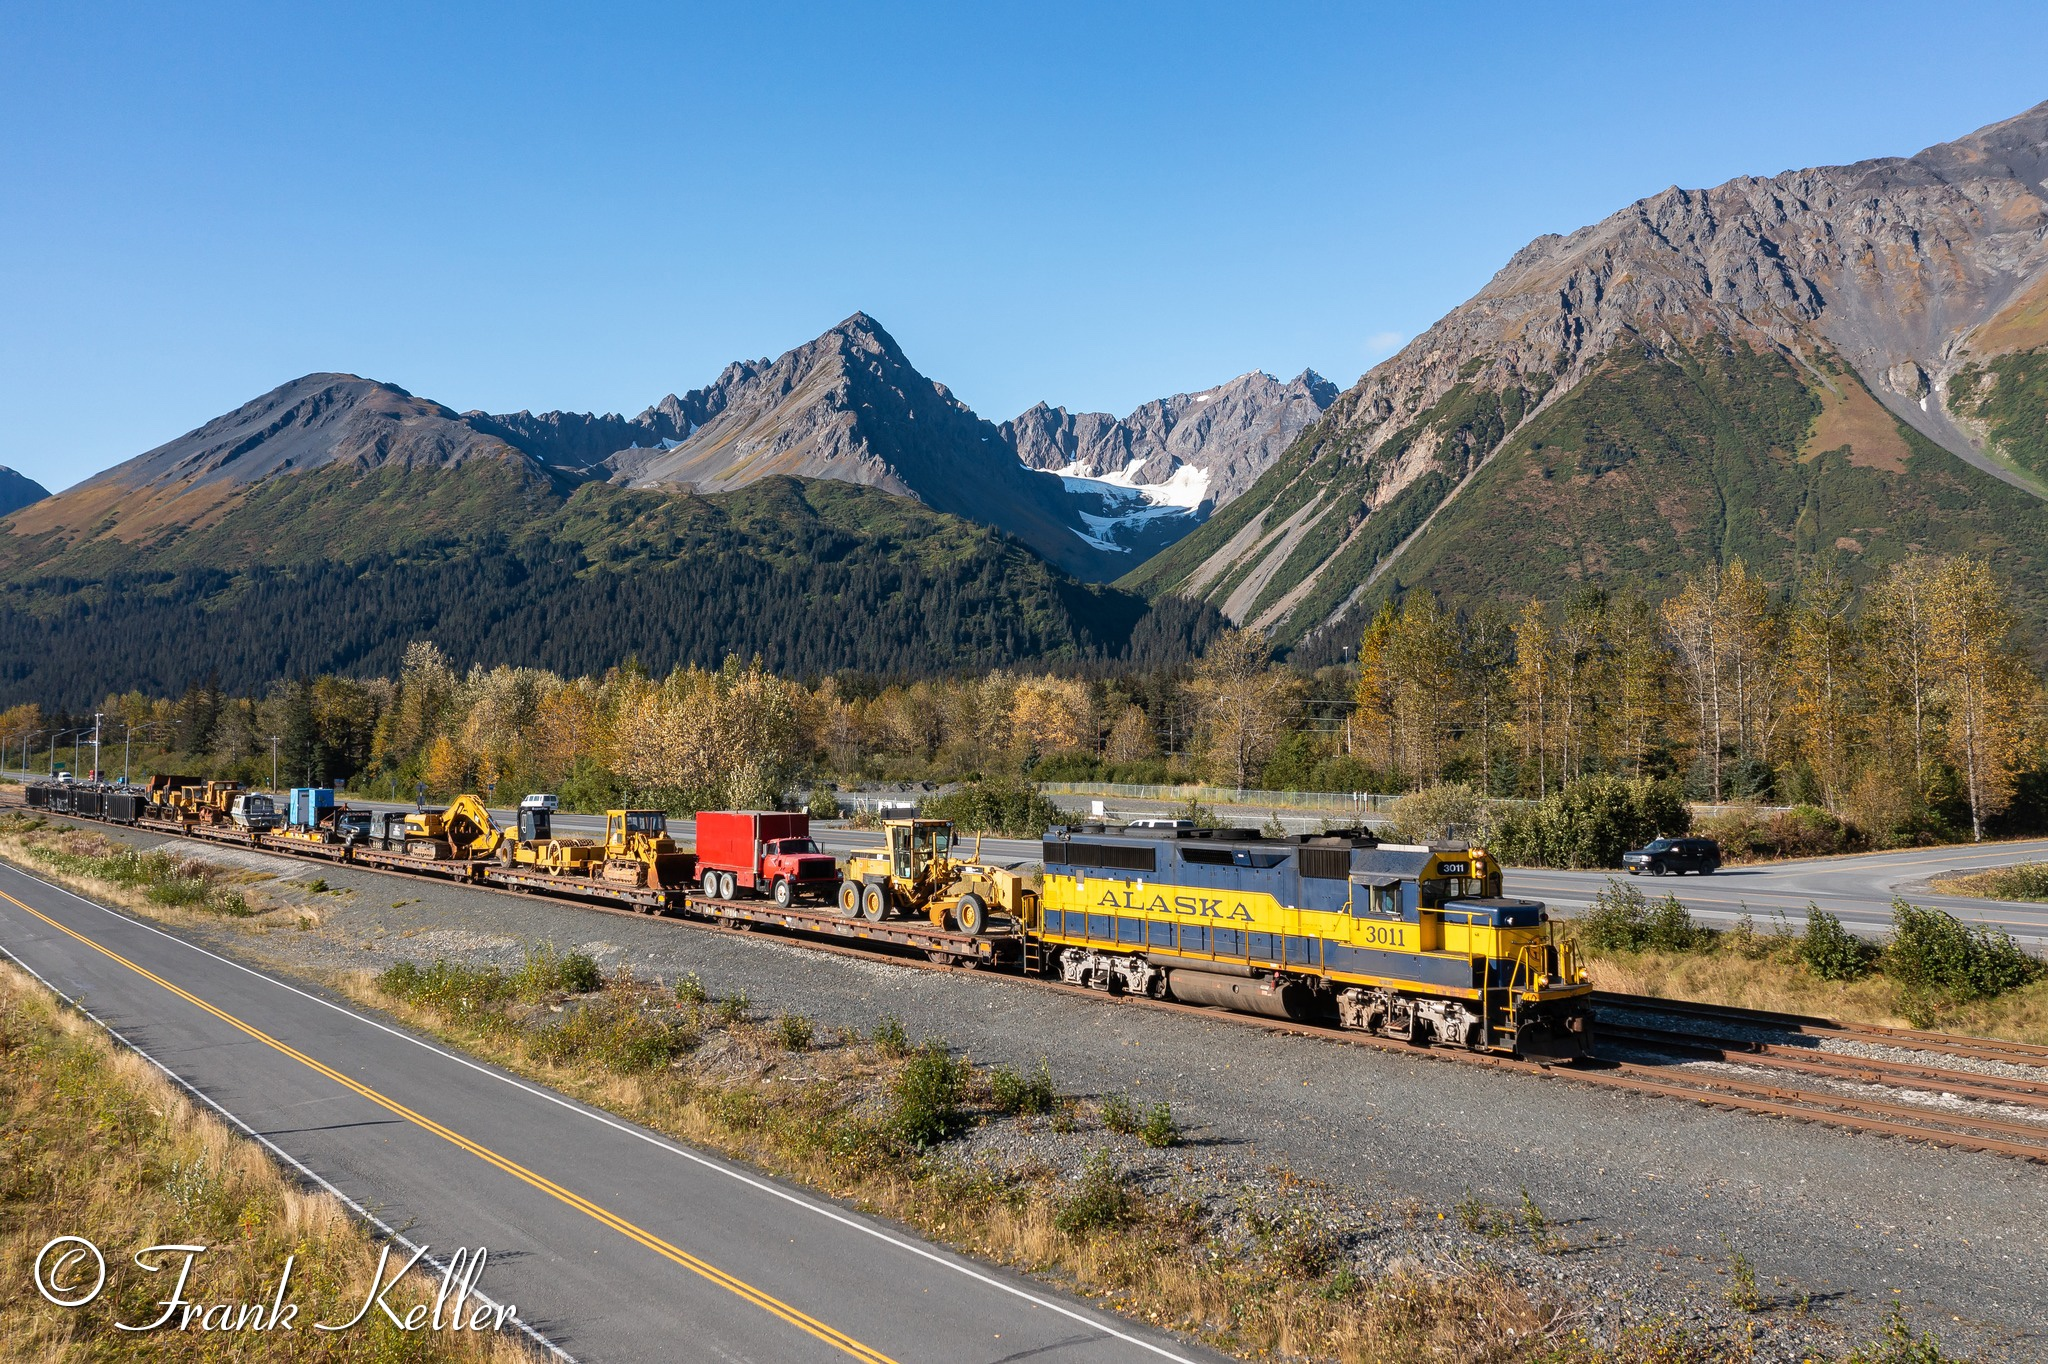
[{"x1": 1131, "y1": 99, "x2": 2048, "y2": 647}]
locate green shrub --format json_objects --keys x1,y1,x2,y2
[
  {"x1": 1455, "y1": 1189, "x2": 1511, "y2": 1237},
  {"x1": 806, "y1": 787, "x2": 843, "y2": 820},
  {"x1": 871, "y1": 1014, "x2": 909, "y2": 1058},
  {"x1": 1490, "y1": 775, "x2": 1688, "y2": 868},
  {"x1": 1643, "y1": 894, "x2": 1711, "y2": 952},
  {"x1": 1139, "y1": 1102, "x2": 1180, "y2": 1148},
  {"x1": 891, "y1": 1041, "x2": 970, "y2": 1148},
  {"x1": 989, "y1": 1058, "x2": 1056, "y2": 1116},
  {"x1": 1884, "y1": 899, "x2": 2043, "y2": 1019},
  {"x1": 1724, "y1": 1241, "x2": 1763, "y2": 1312},
  {"x1": 1053, "y1": 1152, "x2": 1133, "y2": 1235},
  {"x1": 715, "y1": 991, "x2": 750, "y2": 1026},
  {"x1": 1387, "y1": 781, "x2": 1495, "y2": 844},
  {"x1": 772, "y1": 1013, "x2": 814, "y2": 1052},
  {"x1": 1577, "y1": 879, "x2": 1651, "y2": 951},
  {"x1": 510, "y1": 942, "x2": 602, "y2": 1000},
  {"x1": 1800, "y1": 909, "x2": 1876, "y2": 981},
  {"x1": 1697, "y1": 803, "x2": 1860, "y2": 861},
  {"x1": 530, "y1": 995, "x2": 696, "y2": 1073},
  {"x1": 674, "y1": 973, "x2": 707, "y2": 1005},
  {"x1": 921, "y1": 779, "x2": 1065, "y2": 838},
  {"x1": 1098, "y1": 1092, "x2": 1138, "y2": 1135},
  {"x1": 375, "y1": 957, "x2": 514, "y2": 1012},
  {"x1": 1845, "y1": 1303, "x2": 1966, "y2": 1364},
  {"x1": 1962, "y1": 862, "x2": 2048, "y2": 902}
]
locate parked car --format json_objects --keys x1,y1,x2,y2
[{"x1": 1622, "y1": 837, "x2": 1722, "y2": 876}]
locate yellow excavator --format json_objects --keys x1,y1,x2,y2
[
  {"x1": 835, "y1": 818, "x2": 1032, "y2": 935},
  {"x1": 401, "y1": 794, "x2": 504, "y2": 861}
]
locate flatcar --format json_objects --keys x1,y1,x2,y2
[{"x1": 1033, "y1": 825, "x2": 1591, "y2": 1059}]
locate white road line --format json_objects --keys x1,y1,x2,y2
[
  {"x1": 0, "y1": 934, "x2": 574, "y2": 1363},
  {"x1": 0, "y1": 862, "x2": 1204, "y2": 1364}
]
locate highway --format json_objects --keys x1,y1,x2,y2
[
  {"x1": 1506, "y1": 838, "x2": 2048, "y2": 950},
  {"x1": 0, "y1": 858, "x2": 1218, "y2": 1363}
]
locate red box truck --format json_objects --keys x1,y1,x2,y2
[{"x1": 694, "y1": 811, "x2": 841, "y2": 906}]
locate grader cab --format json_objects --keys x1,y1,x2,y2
[{"x1": 836, "y1": 818, "x2": 1031, "y2": 935}]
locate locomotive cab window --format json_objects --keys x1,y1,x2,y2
[{"x1": 1353, "y1": 875, "x2": 1401, "y2": 917}]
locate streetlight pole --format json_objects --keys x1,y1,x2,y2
[
  {"x1": 91, "y1": 712, "x2": 103, "y2": 782},
  {"x1": 269, "y1": 736, "x2": 280, "y2": 793}
]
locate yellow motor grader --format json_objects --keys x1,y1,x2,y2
[{"x1": 835, "y1": 818, "x2": 1032, "y2": 935}]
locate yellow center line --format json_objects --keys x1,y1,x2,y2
[{"x1": 0, "y1": 888, "x2": 897, "y2": 1364}]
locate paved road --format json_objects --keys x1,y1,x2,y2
[
  {"x1": 0, "y1": 860, "x2": 1216, "y2": 1364},
  {"x1": 1506, "y1": 839, "x2": 2048, "y2": 949}
]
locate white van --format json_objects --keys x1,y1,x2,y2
[{"x1": 519, "y1": 793, "x2": 560, "y2": 813}]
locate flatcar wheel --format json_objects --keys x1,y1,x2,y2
[
  {"x1": 861, "y1": 884, "x2": 887, "y2": 922},
  {"x1": 837, "y1": 882, "x2": 862, "y2": 918}
]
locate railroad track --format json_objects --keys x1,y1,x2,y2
[{"x1": 15, "y1": 801, "x2": 2048, "y2": 1163}]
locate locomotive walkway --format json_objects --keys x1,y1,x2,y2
[{"x1": 0, "y1": 860, "x2": 1217, "y2": 1364}]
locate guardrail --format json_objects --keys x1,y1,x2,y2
[{"x1": 1033, "y1": 782, "x2": 1791, "y2": 820}]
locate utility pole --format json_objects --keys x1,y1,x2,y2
[
  {"x1": 269, "y1": 736, "x2": 281, "y2": 793},
  {"x1": 91, "y1": 711, "x2": 103, "y2": 782}
]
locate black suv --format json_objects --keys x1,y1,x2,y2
[{"x1": 1621, "y1": 837, "x2": 1721, "y2": 876}]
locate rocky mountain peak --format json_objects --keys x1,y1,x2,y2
[
  {"x1": 1131, "y1": 98, "x2": 2048, "y2": 648},
  {"x1": 1003, "y1": 367, "x2": 1338, "y2": 506},
  {"x1": 0, "y1": 466, "x2": 50, "y2": 519}
]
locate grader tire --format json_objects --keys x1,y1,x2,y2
[
  {"x1": 861, "y1": 884, "x2": 888, "y2": 922},
  {"x1": 837, "y1": 881, "x2": 861, "y2": 918},
  {"x1": 954, "y1": 892, "x2": 988, "y2": 937}
]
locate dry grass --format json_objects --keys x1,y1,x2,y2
[
  {"x1": 340, "y1": 966, "x2": 1808, "y2": 1364},
  {"x1": 1586, "y1": 944, "x2": 2048, "y2": 1046},
  {"x1": 0, "y1": 960, "x2": 525, "y2": 1361},
  {"x1": 0, "y1": 814, "x2": 323, "y2": 935},
  {"x1": 1800, "y1": 372, "x2": 1911, "y2": 472}
]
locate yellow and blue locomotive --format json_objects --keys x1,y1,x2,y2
[{"x1": 1032, "y1": 825, "x2": 1591, "y2": 1059}]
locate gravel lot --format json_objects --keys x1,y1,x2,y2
[{"x1": 32, "y1": 823, "x2": 2048, "y2": 1361}]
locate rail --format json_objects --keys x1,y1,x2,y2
[{"x1": 15, "y1": 792, "x2": 2045, "y2": 1164}]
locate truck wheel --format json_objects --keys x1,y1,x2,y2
[
  {"x1": 772, "y1": 877, "x2": 793, "y2": 909},
  {"x1": 861, "y1": 884, "x2": 887, "y2": 922},
  {"x1": 837, "y1": 882, "x2": 861, "y2": 917},
  {"x1": 719, "y1": 871, "x2": 739, "y2": 901}
]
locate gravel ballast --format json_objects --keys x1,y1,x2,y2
[{"x1": 24, "y1": 822, "x2": 2048, "y2": 1361}]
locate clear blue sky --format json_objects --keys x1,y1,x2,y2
[{"x1": 3, "y1": 2, "x2": 2046, "y2": 493}]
